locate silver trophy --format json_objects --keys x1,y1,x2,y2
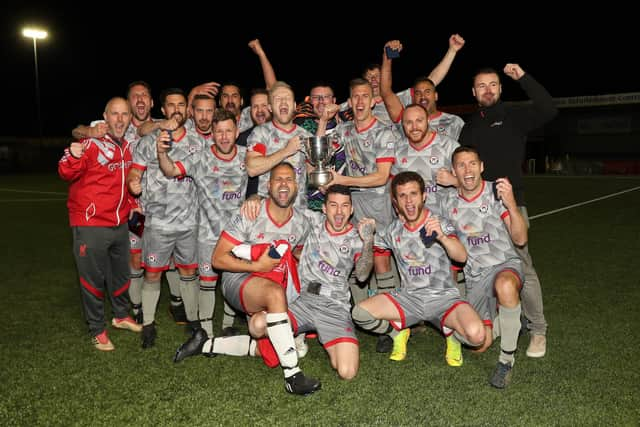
[{"x1": 301, "y1": 135, "x2": 340, "y2": 188}]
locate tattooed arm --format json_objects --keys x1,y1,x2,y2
[{"x1": 355, "y1": 218, "x2": 376, "y2": 282}]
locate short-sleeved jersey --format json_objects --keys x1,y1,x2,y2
[
  {"x1": 178, "y1": 144, "x2": 248, "y2": 241},
  {"x1": 429, "y1": 111, "x2": 465, "y2": 140},
  {"x1": 374, "y1": 211, "x2": 455, "y2": 292},
  {"x1": 131, "y1": 128, "x2": 202, "y2": 230},
  {"x1": 391, "y1": 131, "x2": 459, "y2": 210},
  {"x1": 339, "y1": 89, "x2": 411, "y2": 124},
  {"x1": 439, "y1": 181, "x2": 520, "y2": 277},
  {"x1": 246, "y1": 121, "x2": 312, "y2": 207},
  {"x1": 220, "y1": 199, "x2": 311, "y2": 252},
  {"x1": 297, "y1": 211, "x2": 363, "y2": 305},
  {"x1": 335, "y1": 118, "x2": 397, "y2": 196}
]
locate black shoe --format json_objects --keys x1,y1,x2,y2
[
  {"x1": 133, "y1": 310, "x2": 143, "y2": 325},
  {"x1": 169, "y1": 304, "x2": 188, "y2": 325},
  {"x1": 221, "y1": 326, "x2": 239, "y2": 337},
  {"x1": 174, "y1": 328, "x2": 208, "y2": 363},
  {"x1": 489, "y1": 361, "x2": 513, "y2": 389},
  {"x1": 376, "y1": 335, "x2": 393, "y2": 353},
  {"x1": 284, "y1": 372, "x2": 321, "y2": 396},
  {"x1": 187, "y1": 320, "x2": 201, "y2": 335},
  {"x1": 142, "y1": 323, "x2": 157, "y2": 349}
]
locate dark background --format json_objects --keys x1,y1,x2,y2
[{"x1": 2, "y1": 5, "x2": 636, "y2": 137}]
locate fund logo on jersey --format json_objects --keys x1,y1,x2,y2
[
  {"x1": 467, "y1": 233, "x2": 492, "y2": 247},
  {"x1": 319, "y1": 259, "x2": 341, "y2": 277},
  {"x1": 408, "y1": 264, "x2": 432, "y2": 276}
]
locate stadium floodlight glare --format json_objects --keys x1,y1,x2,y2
[{"x1": 22, "y1": 27, "x2": 48, "y2": 138}]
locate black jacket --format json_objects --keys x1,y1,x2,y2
[{"x1": 459, "y1": 74, "x2": 558, "y2": 205}]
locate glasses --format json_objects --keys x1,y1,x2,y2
[{"x1": 309, "y1": 94, "x2": 334, "y2": 102}]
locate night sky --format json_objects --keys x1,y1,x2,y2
[{"x1": 3, "y1": 5, "x2": 636, "y2": 138}]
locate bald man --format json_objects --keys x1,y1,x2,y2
[{"x1": 59, "y1": 97, "x2": 142, "y2": 352}]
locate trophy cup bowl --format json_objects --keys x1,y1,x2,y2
[{"x1": 301, "y1": 136, "x2": 339, "y2": 188}]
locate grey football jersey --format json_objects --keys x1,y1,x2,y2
[
  {"x1": 297, "y1": 212, "x2": 363, "y2": 304},
  {"x1": 247, "y1": 121, "x2": 312, "y2": 207},
  {"x1": 132, "y1": 128, "x2": 202, "y2": 230},
  {"x1": 335, "y1": 118, "x2": 397, "y2": 195},
  {"x1": 439, "y1": 181, "x2": 520, "y2": 277},
  {"x1": 374, "y1": 211, "x2": 456, "y2": 292},
  {"x1": 179, "y1": 144, "x2": 248, "y2": 241},
  {"x1": 221, "y1": 199, "x2": 311, "y2": 251},
  {"x1": 391, "y1": 132, "x2": 459, "y2": 209},
  {"x1": 429, "y1": 111, "x2": 464, "y2": 140}
]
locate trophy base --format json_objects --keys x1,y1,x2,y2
[{"x1": 308, "y1": 170, "x2": 333, "y2": 188}]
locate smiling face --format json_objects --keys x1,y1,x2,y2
[
  {"x1": 268, "y1": 163, "x2": 298, "y2": 208},
  {"x1": 269, "y1": 85, "x2": 296, "y2": 126},
  {"x1": 104, "y1": 98, "x2": 131, "y2": 139},
  {"x1": 309, "y1": 86, "x2": 335, "y2": 117},
  {"x1": 348, "y1": 82, "x2": 375, "y2": 123},
  {"x1": 250, "y1": 93, "x2": 271, "y2": 125},
  {"x1": 213, "y1": 118, "x2": 238, "y2": 155},
  {"x1": 412, "y1": 80, "x2": 437, "y2": 114},
  {"x1": 393, "y1": 180, "x2": 426, "y2": 225},
  {"x1": 127, "y1": 84, "x2": 153, "y2": 124},
  {"x1": 322, "y1": 192, "x2": 353, "y2": 233},
  {"x1": 452, "y1": 150, "x2": 484, "y2": 195},
  {"x1": 401, "y1": 105, "x2": 430, "y2": 145},
  {"x1": 220, "y1": 85, "x2": 243, "y2": 117},
  {"x1": 472, "y1": 72, "x2": 502, "y2": 108}
]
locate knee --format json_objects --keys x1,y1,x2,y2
[
  {"x1": 494, "y1": 278, "x2": 519, "y2": 303},
  {"x1": 466, "y1": 322, "x2": 486, "y2": 347},
  {"x1": 249, "y1": 312, "x2": 267, "y2": 338},
  {"x1": 337, "y1": 363, "x2": 358, "y2": 380}
]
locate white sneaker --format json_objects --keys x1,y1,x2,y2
[
  {"x1": 526, "y1": 334, "x2": 546, "y2": 358},
  {"x1": 295, "y1": 333, "x2": 308, "y2": 358}
]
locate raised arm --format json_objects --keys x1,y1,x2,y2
[
  {"x1": 156, "y1": 130, "x2": 183, "y2": 177},
  {"x1": 248, "y1": 39, "x2": 277, "y2": 90},
  {"x1": 428, "y1": 34, "x2": 465, "y2": 86},
  {"x1": 380, "y1": 40, "x2": 405, "y2": 124}
]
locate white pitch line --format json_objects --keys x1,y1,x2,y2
[
  {"x1": 0, "y1": 188, "x2": 67, "y2": 195},
  {"x1": 530, "y1": 186, "x2": 640, "y2": 220},
  {"x1": 0, "y1": 198, "x2": 66, "y2": 203}
]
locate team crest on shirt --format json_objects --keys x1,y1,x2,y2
[
  {"x1": 339, "y1": 244, "x2": 349, "y2": 254},
  {"x1": 188, "y1": 144, "x2": 199, "y2": 154},
  {"x1": 201, "y1": 263, "x2": 211, "y2": 272},
  {"x1": 147, "y1": 254, "x2": 157, "y2": 264},
  {"x1": 429, "y1": 156, "x2": 439, "y2": 165},
  {"x1": 479, "y1": 204, "x2": 489, "y2": 214},
  {"x1": 240, "y1": 162, "x2": 246, "y2": 170},
  {"x1": 288, "y1": 234, "x2": 297, "y2": 244},
  {"x1": 437, "y1": 126, "x2": 446, "y2": 134},
  {"x1": 363, "y1": 138, "x2": 372, "y2": 148}
]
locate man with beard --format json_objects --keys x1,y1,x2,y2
[
  {"x1": 339, "y1": 34, "x2": 465, "y2": 124},
  {"x1": 246, "y1": 81, "x2": 313, "y2": 208},
  {"x1": 380, "y1": 39, "x2": 465, "y2": 140},
  {"x1": 127, "y1": 88, "x2": 202, "y2": 349},
  {"x1": 440, "y1": 146, "x2": 528, "y2": 388},
  {"x1": 59, "y1": 97, "x2": 142, "y2": 351},
  {"x1": 351, "y1": 172, "x2": 485, "y2": 363},
  {"x1": 175, "y1": 162, "x2": 321, "y2": 396},
  {"x1": 237, "y1": 88, "x2": 272, "y2": 198},
  {"x1": 392, "y1": 104, "x2": 459, "y2": 212},
  {"x1": 459, "y1": 64, "x2": 558, "y2": 359},
  {"x1": 156, "y1": 109, "x2": 247, "y2": 346}
]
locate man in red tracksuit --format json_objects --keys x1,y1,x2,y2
[{"x1": 59, "y1": 97, "x2": 141, "y2": 351}]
